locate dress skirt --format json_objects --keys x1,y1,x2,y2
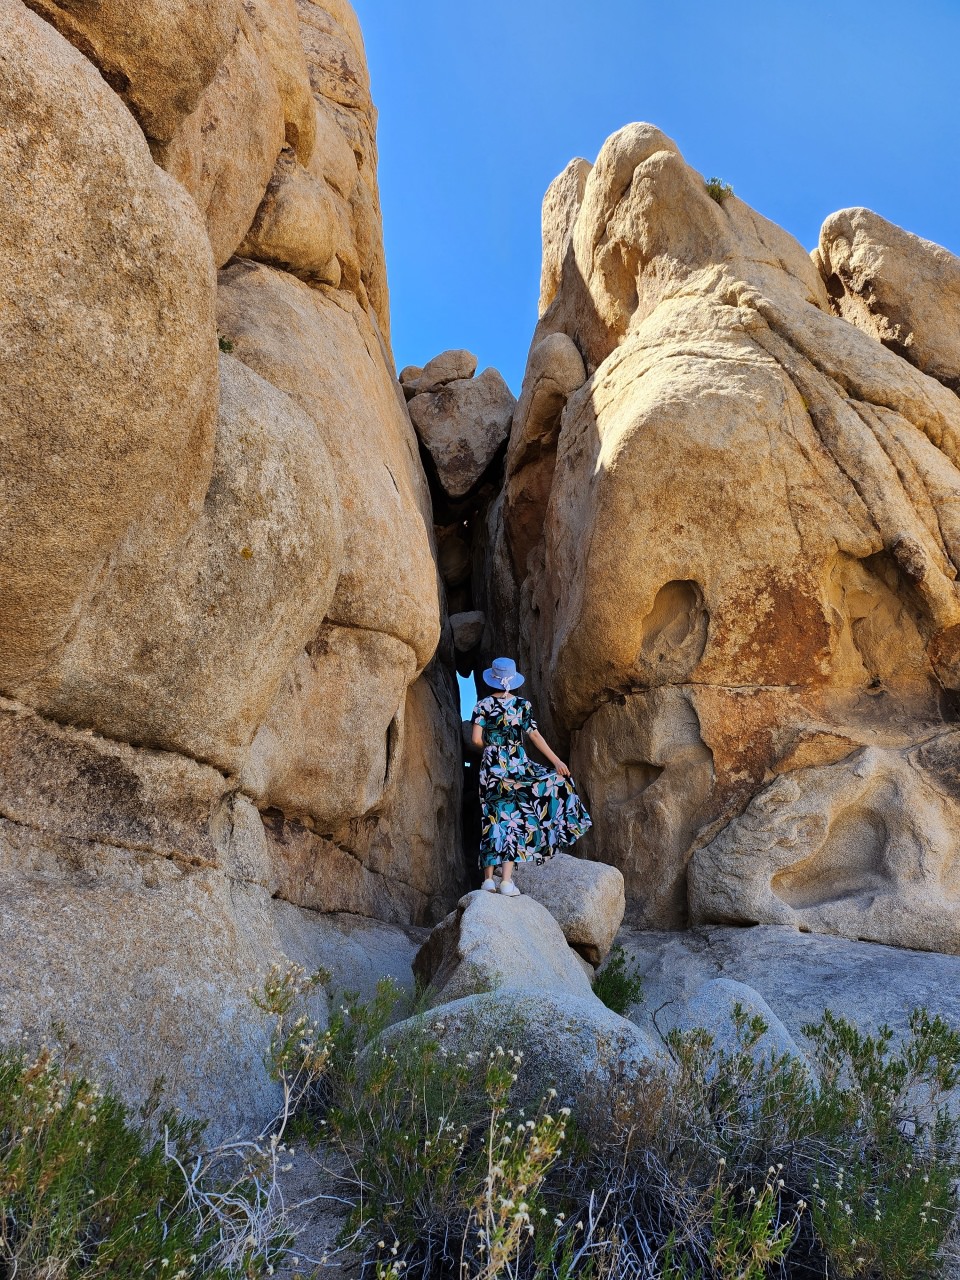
[{"x1": 471, "y1": 694, "x2": 592, "y2": 868}]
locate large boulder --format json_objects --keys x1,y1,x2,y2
[
  {"x1": 689, "y1": 739, "x2": 960, "y2": 955},
  {"x1": 667, "y1": 978, "x2": 809, "y2": 1071},
  {"x1": 22, "y1": 0, "x2": 239, "y2": 143},
  {"x1": 414, "y1": 890, "x2": 594, "y2": 1006},
  {"x1": 155, "y1": 9, "x2": 286, "y2": 266},
  {"x1": 0, "y1": 698, "x2": 426, "y2": 1136},
  {"x1": 409, "y1": 366, "x2": 516, "y2": 499},
  {"x1": 512, "y1": 852, "x2": 625, "y2": 964},
  {"x1": 384, "y1": 991, "x2": 665, "y2": 1119},
  {"x1": 0, "y1": 0, "x2": 219, "y2": 697},
  {"x1": 816, "y1": 207, "x2": 960, "y2": 394},
  {"x1": 613, "y1": 925, "x2": 960, "y2": 1051},
  {"x1": 487, "y1": 121, "x2": 960, "y2": 947},
  {"x1": 22, "y1": 355, "x2": 343, "y2": 775},
  {"x1": 216, "y1": 262, "x2": 440, "y2": 825}
]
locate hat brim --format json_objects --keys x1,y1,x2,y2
[{"x1": 482, "y1": 668, "x2": 525, "y2": 690}]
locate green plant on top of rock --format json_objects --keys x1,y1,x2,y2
[
  {"x1": 705, "y1": 176, "x2": 734, "y2": 204},
  {"x1": 218, "y1": 334, "x2": 235, "y2": 353},
  {"x1": 592, "y1": 944, "x2": 644, "y2": 1015}
]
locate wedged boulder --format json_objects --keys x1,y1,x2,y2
[
  {"x1": 816, "y1": 207, "x2": 960, "y2": 393},
  {"x1": 689, "y1": 739, "x2": 960, "y2": 955},
  {"x1": 0, "y1": 1, "x2": 218, "y2": 696},
  {"x1": 156, "y1": 9, "x2": 285, "y2": 266},
  {"x1": 383, "y1": 991, "x2": 665, "y2": 1118},
  {"x1": 23, "y1": 0, "x2": 239, "y2": 143},
  {"x1": 414, "y1": 348, "x2": 479, "y2": 395},
  {"x1": 409, "y1": 367, "x2": 516, "y2": 499},
  {"x1": 414, "y1": 890, "x2": 594, "y2": 1006},
  {"x1": 512, "y1": 852, "x2": 625, "y2": 964},
  {"x1": 486, "y1": 120, "x2": 960, "y2": 940},
  {"x1": 450, "y1": 610, "x2": 485, "y2": 653},
  {"x1": 239, "y1": 148, "x2": 341, "y2": 281}
]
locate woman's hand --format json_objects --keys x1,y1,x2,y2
[{"x1": 554, "y1": 759, "x2": 571, "y2": 778}]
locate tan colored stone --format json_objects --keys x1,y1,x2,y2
[
  {"x1": 243, "y1": 624, "x2": 416, "y2": 827},
  {"x1": 22, "y1": 355, "x2": 343, "y2": 774},
  {"x1": 23, "y1": 0, "x2": 238, "y2": 143},
  {"x1": 492, "y1": 122, "x2": 960, "y2": 940},
  {"x1": 308, "y1": 94, "x2": 360, "y2": 196},
  {"x1": 816, "y1": 207, "x2": 960, "y2": 394},
  {"x1": 243, "y1": 0, "x2": 316, "y2": 162},
  {"x1": 156, "y1": 10, "x2": 285, "y2": 266},
  {"x1": 0, "y1": 1, "x2": 218, "y2": 693},
  {"x1": 512, "y1": 852, "x2": 625, "y2": 964},
  {"x1": 414, "y1": 890, "x2": 595, "y2": 1007},
  {"x1": 416, "y1": 348, "x2": 479, "y2": 395},
  {"x1": 239, "y1": 148, "x2": 340, "y2": 280},
  {"x1": 216, "y1": 261, "x2": 439, "y2": 663},
  {"x1": 503, "y1": 332, "x2": 586, "y2": 577},
  {"x1": 539, "y1": 157, "x2": 591, "y2": 316},
  {"x1": 296, "y1": 0, "x2": 369, "y2": 109},
  {"x1": 409, "y1": 368, "x2": 516, "y2": 499}
]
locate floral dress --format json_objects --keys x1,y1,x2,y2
[{"x1": 471, "y1": 695, "x2": 593, "y2": 868}]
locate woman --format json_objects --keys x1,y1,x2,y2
[{"x1": 470, "y1": 656, "x2": 592, "y2": 896}]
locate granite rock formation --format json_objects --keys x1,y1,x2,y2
[
  {"x1": 0, "y1": 0, "x2": 464, "y2": 1127},
  {"x1": 487, "y1": 122, "x2": 960, "y2": 949}
]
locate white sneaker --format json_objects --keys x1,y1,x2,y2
[
  {"x1": 481, "y1": 878, "x2": 498, "y2": 892},
  {"x1": 498, "y1": 881, "x2": 521, "y2": 897}
]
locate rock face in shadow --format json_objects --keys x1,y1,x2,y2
[
  {"x1": 488, "y1": 122, "x2": 960, "y2": 946},
  {"x1": 0, "y1": 0, "x2": 464, "y2": 1124}
]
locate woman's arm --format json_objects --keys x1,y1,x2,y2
[
  {"x1": 527, "y1": 728, "x2": 571, "y2": 777},
  {"x1": 471, "y1": 722, "x2": 484, "y2": 750}
]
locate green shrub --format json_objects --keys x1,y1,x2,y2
[
  {"x1": 592, "y1": 944, "x2": 644, "y2": 1015},
  {"x1": 705, "y1": 176, "x2": 734, "y2": 204},
  {"x1": 0, "y1": 1045, "x2": 223, "y2": 1278},
  {"x1": 260, "y1": 968, "x2": 960, "y2": 1280},
  {"x1": 218, "y1": 334, "x2": 235, "y2": 353}
]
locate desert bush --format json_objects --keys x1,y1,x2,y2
[
  {"x1": 261, "y1": 970, "x2": 960, "y2": 1280},
  {"x1": 705, "y1": 176, "x2": 734, "y2": 204},
  {"x1": 592, "y1": 945, "x2": 644, "y2": 1016}
]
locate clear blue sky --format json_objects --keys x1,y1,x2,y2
[{"x1": 353, "y1": 0, "x2": 960, "y2": 394}]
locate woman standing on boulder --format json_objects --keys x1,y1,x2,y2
[{"x1": 470, "y1": 657, "x2": 592, "y2": 896}]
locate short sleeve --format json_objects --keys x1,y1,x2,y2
[
  {"x1": 522, "y1": 701, "x2": 538, "y2": 734},
  {"x1": 471, "y1": 700, "x2": 487, "y2": 728}
]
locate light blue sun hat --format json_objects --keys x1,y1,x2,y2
[{"x1": 482, "y1": 656, "x2": 525, "y2": 691}]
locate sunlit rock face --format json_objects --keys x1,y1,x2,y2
[
  {"x1": 0, "y1": 0, "x2": 464, "y2": 1124},
  {"x1": 489, "y1": 122, "x2": 960, "y2": 946}
]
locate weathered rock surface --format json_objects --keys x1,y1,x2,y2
[
  {"x1": 689, "y1": 740, "x2": 960, "y2": 954},
  {"x1": 668, "y1": 978, "x2": 808, "y2": 1070},
  {"x1": 512, "y1": 852, "x2": 625, "y2": 963},
  {"x1": 155, "y1": 10, "x2": 286, "y2": 266},
  {"x1": 450, "y1": 610, "x2": 486, "y2": 653},
  {"x1": 817, "y1": 208, "x2": 960, "y2": 394},
  {"x1": 414, "y1": 890, "x2": 594, "y2": 1006},
  {"x1": 0, "y1": 698, "x2": 425, "y2": 1134},
  {"x1": 489, "y1": 121, "x2": 960, "y2": 947},
  {"x1": 613, "y1": 925, "x2": 960, "y2": 1049},
  {"x1": 0, "y1": 0, "x2": 218, "y2": 695},
  {"x1": 21, "y1": 355, "x2": 342, "y2": 775},
  {"x1": 409, "y1": 367, "x2": 516, "y2": 499},
  {"x1": 0, "y1": 0, "x2": 465, "y2": 1127},
  {"x1": 22, "y1": 0, "x2": 238, "y2": 143},
  {"x1": 414, "y1": 348, "x2": 478, "y2": 395},
  {"x1": 385, "y1": 992, "x2": 664, "y2": 1118}
]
